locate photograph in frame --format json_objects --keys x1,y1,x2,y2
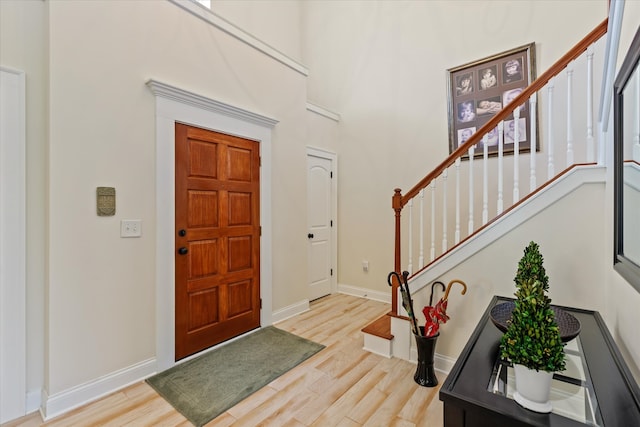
[{"x1": 446, "y1": 43, "x2": 538, "y2": 158}]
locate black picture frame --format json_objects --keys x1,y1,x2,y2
[
  {"x1": 447, "y1": 43, "x2": 538, "y2": 158},
  {"x1": 614, "y1": 24, "x2": 640, "y2": 294}
]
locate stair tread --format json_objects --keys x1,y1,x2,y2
[{"x1": 361, "y1": 314, "x2": 393, "y2": 340}]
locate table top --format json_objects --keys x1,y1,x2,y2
[{"x1": 439, "y1": 296, "x2": 640, "y2": 426}]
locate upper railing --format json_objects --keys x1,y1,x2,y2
[{"x1": 391, "y1": 19, "x2": 609, "y2": 314}]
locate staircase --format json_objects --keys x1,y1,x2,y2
[{"x1": 362, "y1": 15, "x2": 619, "y2": 366}]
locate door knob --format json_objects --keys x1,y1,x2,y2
[
  {"x1": 178, "y1": 247, "x2": 188, "y2": 255},
  {"x1": 178, "y1": 229, "x2": 187, "y2": 237},
  {"x1": 307, "y1": 233, "x2": 314, "y2": 239}
]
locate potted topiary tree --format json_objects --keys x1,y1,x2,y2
[{"x1": 499, "y1": 241, "x2": 566, "y2": 413}]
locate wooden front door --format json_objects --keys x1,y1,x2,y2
[{"x1": 175, "y1": 123, "x2": 260, "y2": 361}]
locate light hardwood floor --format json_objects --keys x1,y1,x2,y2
[{"x1": 4, "y1": 294, "x2": 444, "y2": 426}]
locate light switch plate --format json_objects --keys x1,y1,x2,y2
[{"x1": 121, "y1": 220, "x2": 142, "y2": 238}]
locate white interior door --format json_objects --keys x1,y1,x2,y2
[
  {"x1": 0, "y1": 67, "x2": 26, "y2": 423},
  {"x1": 307, "y1": 149, "x2": 336, "y2": 301}
]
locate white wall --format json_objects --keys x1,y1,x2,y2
[
  {"x1": 301, "y1": 1, "x2": 608, "y2": 296},
  {"x1": 211, "y1": 0, "x2": 303, "y2": 63}
]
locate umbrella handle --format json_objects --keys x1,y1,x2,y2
[
  {"x1": 429, "y1": 281, "x2": 446, "y2": 306},
  {"x1": 443, "y1": 279, "x2": 467, "y2": 301},
  {"x1": 387, "y1": 271, "x2": 402, "y2": 287},
  {"x1": 402, "y1": 270, "x2": 410, "y2": 284}
]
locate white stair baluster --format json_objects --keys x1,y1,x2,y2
[
  {"x1": 442, "y1": 168, "x2": 448, "y2": 253},
  {"x1": 468, "y1": 145, "x2": 475, "y2": 235},
  {"x1": 455, "y1": 158, "x2": 461, "y2": 245},
  {"x1": 430, "y1": 180, "x2": 436, "y2": 262},
  {"x1": 548, "y1": 78, "x2": 555, "y2": 179},
  {"x1": 513, "y1": 107, "x2": 520, "y2": 203},
  {"x1": 407, "y1": 198, "x2": 413, "y2": 274},
  {"x1": 566, "y1": 64, "x2": 574, "y2": 166},
  {"x1": 482, "y1": 133, "x2": 489, "y2": 225},
  {"x1": 587, "y1": 46, "x2": 595, "y2": 163},
  {"x1": 497, "y1": 121, "x2": 504, "y2": 215},
  {"x1": 418, "y1": 189, "x2": 425, "y2": 269},
  {"x1": 529, "y1": 93, "x2": 537, "y2": 192}
]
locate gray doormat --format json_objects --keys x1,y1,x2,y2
[{"x1": 146, "y1": 326, "x2": 325, "y2": 426}]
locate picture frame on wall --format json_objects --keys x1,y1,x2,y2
[{"x1": 447, "y1": 43, "x2": 538, "y2": 159}]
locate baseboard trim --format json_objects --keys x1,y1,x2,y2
[
  {"x1": 41, "y1": 358, "x2": 156, "y2": 421},
  {"x1": 408, "y1": 348, "x2": 457, "y2": 375},
  {"x1": 272, "y1": 288, "x2": 390, "y2": 325},
  {"x1": 26, "y1": 389, "x2": 41, "y2": 414},
  {"x1": 435, "y1": 353, "x2": 457, "y2": 375},
  {"x1": 338, "y1": 283, "x2": 391, "y2": 304},
  {"x1": 272, "y1": 299, "x2": 310, "y2": 324}
]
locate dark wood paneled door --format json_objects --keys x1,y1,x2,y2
[{"x1": 175, "y1": 123, "x2": 260, "y2": 361}]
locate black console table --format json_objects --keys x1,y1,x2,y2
[{"x1": 439, "y1": 296, "x2": 640, "y2": 426}]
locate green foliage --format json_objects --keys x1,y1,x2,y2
[
  {"x1": 514, "y1": 241, "x2": 549, "y2": 291},
  {"x1": 500, "y1": 242, "x2": 566, "y2": 372}
]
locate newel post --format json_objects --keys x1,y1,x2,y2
[{"x1": 392, "y1": 188, "x2": 403, "y2": 314}]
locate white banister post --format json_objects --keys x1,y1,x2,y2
[
  {"x1": 529, "y1": 93, "x2": 537, "y2": 192},
  {"x1": 513, "y1": 107, "x2": 520, "y2": 203},
  {"x1": 587, "y1": 45, "x2": 595, "y2": 163},
  {"x1": 633, "y1": 70, "x2": 640, "y2": 162},
  {"x1": 407, "y1": 198, "x2": 413, "y2": 274},
  {"x1": 430, "y1": 180, "x2": 436, "y2": 262},
  {"x1": 548, "y1": 78, "x2": 555, "y2": 179},
  {"x1": 418, "y1": 188, "x2": 425, "y2": 269},
  {"x1": 497, "y1": 121, "x2": 504, "y2": 215},
  {"x1": 455, "y1": 158, "x2": 461, "y2": 245},
  {"x1": 566, "y1": 64, "x2": 574, "y2": 166},
  {"x1": 468, "y1": 145, "x2": 475, "y2": 235},
  {"x1": 482, "y1": 134, "x2": 489, "y2": 225},
  {"x1": 442, "y1": 168, "x2": 448, "y2": 253}
]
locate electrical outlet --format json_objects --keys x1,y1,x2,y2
[
  {"x1": 362, "y1": 260, "x2": 369, "y2": 272},
  {"x1": 121, "y1": 220, "x2": 142, "y2": 238}
]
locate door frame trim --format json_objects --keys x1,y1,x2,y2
[
  {"x1": 148, "y1": 80, "x2": 277, "y2": 371},
  {"x1": 306, "y1": 146, "x2": 338, "y2": 296}
]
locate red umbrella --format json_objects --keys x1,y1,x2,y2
[{"x1": 422, "y1": 279, "x2": 467, "y2": 337}]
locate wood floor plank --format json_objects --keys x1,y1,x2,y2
[
  {"x1": 294, "y1": 354, "x2": 381, "y2": 425},
  {"x1": 309, "y1": 369, "x2": 387, "y2": 426},
  {"x1": 4, "y1": 294, "x2": 444, "y2": 427},
  {"x1": 226, "y1": 376, "x2": 311, "y2": 426},
  {"x1": 202, "y1": 411, "x2": 237, "y2": 427},
  {"x1": 397, "y1": 383, "x2": 441, "y2": 424},
  {"x1": 249, "y1": 388, "x2": 317, "y2": 427},
  {"x1": 362, "y1": 363, "x2": 422, "y2": 426},
  {"x1": 222, "y1": 385, "x2": 278, "y2": 420},
  {"x1": 345, "y1": 385, "x2": 388, "y2": 424},
  {"x1": 336, "y1": 419, "x2": 361, "y2": 427}
]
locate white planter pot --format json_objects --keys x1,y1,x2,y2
[{"x1": 513, "y1": 363, "x2": 554, "y2": 413}]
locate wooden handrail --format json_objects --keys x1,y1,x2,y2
[
  {"x1": 389, "y1": 18, "x2": 608, "y2": 316},
  {"x1": 400, "y1": 18, "x2": 608, "y2": 206}
]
